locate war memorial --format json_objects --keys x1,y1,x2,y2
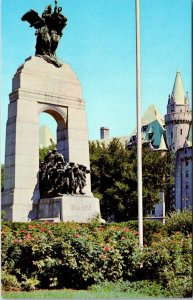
[{"x1": 2, "y1": 1, "x2": 102, "y2": 223}]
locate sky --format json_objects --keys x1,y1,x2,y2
[{"x1": 1, "y1": 0, "x2": 192, "y2": 163}]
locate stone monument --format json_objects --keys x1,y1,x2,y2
[{"x1": 2, "y1": 1, "x2": 102, "y2": 223}]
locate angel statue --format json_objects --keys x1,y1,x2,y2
[{"x1": 21, "y1": 0, "x2": 67, "y2": 67}]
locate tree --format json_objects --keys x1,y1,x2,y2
[
  {"x1": 39, "y1": 144, "x2": 56, "y2": 162},
  {"x1": 1, "y1": 164, "x2": 5, "y2": 192},
  {"x1": 89, "y1": 138, "x2": 174, "y2": 222}
]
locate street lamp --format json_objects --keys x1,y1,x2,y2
[{"x1": 135, "y1": 0, "x2": 143, "y2": 247}]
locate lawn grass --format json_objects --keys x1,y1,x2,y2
[{"x1": 1, "y1": 288, "x2": 156, "y2": 298}]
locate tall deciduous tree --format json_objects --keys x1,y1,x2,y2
[{"x1": 89, "y1": 138, "x2": 174, "y2": 221}]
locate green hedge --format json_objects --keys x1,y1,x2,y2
[
  {"x1": 1, "y1": 220, "x2": 192, "y2": 297},
  {"x1": 110, "y1": 220, "x2": 166, "y2": 246},
  {"x1": 140, "y1": 232, "x2": 192, "y2": 297},
  {"x1": 165, "y1": 208, "x2": 192, "y2": 235},
  {"x1": 2, "y1": 221, "x2": 142, "y2": 290}
]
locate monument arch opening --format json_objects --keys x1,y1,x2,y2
[
  {"x1": 39, "y1": 111, "x2": 57, "y2": 148},
  {"x1": 39, "y1": 107, "x2": 69, "y2": 160}
]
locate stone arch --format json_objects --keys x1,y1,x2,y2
[
  {"x1": 38, "y1": 104, "x2": 69, "y2": 160},
  {"x1": 2, "y1": 56, "x2": 93, "y2": 221}
]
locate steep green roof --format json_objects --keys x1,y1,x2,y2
[
  {"x1": 131, "y1": 105, "x2": 165, "y2": 136},
  {"x1": 130, "y1": 105, "x2": 166, "y2": 149},
  {"x1": 141, "y1": 105, "x2": 165, "y2": 126},
  {"x1": 158, "y1": 134, "x2": 168, "y2": 151}
]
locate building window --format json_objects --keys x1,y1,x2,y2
[
  {"x1": 186, "y1": 184, "x2": 189, "y2": 190},
  {"x1": 142, "y1": 125, "x2": 147, "y2": 132},
  {"x1": 186, "y1": 161, "x2": 188, "y2": 166},
  {"x1": 180, "y1": 129, "x2": 182, "y2": 135},
  {"x1": 171, "y1": 132, "x2": 173, "y2": 139},
  {"x1": 186, "y1": 171, "x2": 189, "y2": 178}
]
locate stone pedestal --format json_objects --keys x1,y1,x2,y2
[
  {"x1": 38, "y1": 195, "x2": 101, "y2": 223},
  {"x1": 2, "y1": 56, "x2": 95, "y2": 222}
]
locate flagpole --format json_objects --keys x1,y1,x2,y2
[{"x1": 135, "y1": 0, "x2": 143, "y2": 247}]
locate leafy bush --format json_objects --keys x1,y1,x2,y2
[
  {"x1": 1, "y1": 221, "x2": 191, "y2": 297},
  {"x1": 20, "y1": 275, "x2": 40, "y2": 291},
  {"x1": 141, "y1": 232, "x2": 192, "y2": 297},
  {"x1": 109, "y1": 220, "x2": 166, "y2": 246},
  {"x1": 1, "y1": 210, "x2": 7, "y2": 221},
  {"x1": 1, "y1": 222, "x2": 142, "y2": 290},
  {"x1": 166, "y1": 208, "x2": 192, "y2": 235},
  {"x1": 1, "y1": 272, "x2": 21, "y2": 291}
]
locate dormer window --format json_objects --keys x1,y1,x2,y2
[
  {"x1": 142, "y1": 124, "x2": 148, "y2": 132},
  {"x1": 148, "y1": 126, "x2": 153, "y2": 140},
  {"x1": 130, "y1": 135, "x2": 136, "y2": 143}
]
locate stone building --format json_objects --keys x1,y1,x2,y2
[
  {"x1": 165, "y1": 70, "x2": 192, "y2": 210},
  {"x1": 165, "y1": 70, "x2": 191, "y2": 152},
  {"x1": 128, "y1": 104, "x2": 167, "y2": 150},
  {"x1": 39, "y1": 125, "x2": 56, "y2": 148},
  {"x1": 175, "y1": 137, "x2": 192, "y2": 210},
  {"x1": 97, "y1": 104, "x2": 167, "y2": 151},
  {"x1": 94, "y1": 70, "x2": 192, "y2": 212}
]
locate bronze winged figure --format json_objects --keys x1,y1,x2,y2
[{"x1": 21, "y1": 1, "x2": 67, "y2": 67}]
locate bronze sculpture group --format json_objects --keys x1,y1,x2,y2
[
  {"x1": 21, "y1": 0, "x2": 67, "y2": 67},
  {"x1": 39, "y1": 149, "x2": 91, "y2": 198}
]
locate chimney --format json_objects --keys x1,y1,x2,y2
[{"x1": 100, "y1": 127, "x2": 109, "y2": 139}]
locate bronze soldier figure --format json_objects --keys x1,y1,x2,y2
[{"x1": 39, "y1": 148, "x2": 89, "y2": 197}]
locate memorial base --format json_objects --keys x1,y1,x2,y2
[{"x1": 37, "y1": 195, "x2": 102, "y2": 223}]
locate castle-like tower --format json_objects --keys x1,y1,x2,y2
[
  {"x1": 165, "y1": 70, "x2": 192, "y2": 210},
  {"x1": 165, "y1": 70, "x2": 191, "y2": 152}
]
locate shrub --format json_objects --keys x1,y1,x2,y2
[
  {"x1": 20, "y1": 275, "x2": 40, "y2": 291},
  {"x1": 141, "y1": 232, "x2": 192, "y2": 297},
  {"x1": 109, "y1": 220, "x2": 166, "y2": 245},
  {"x1": 1, "y1": 272, "x2": 21, "y2": 291},
  {"x1": 1, "y1": 210, "x2": 7, "y2": 221},
  {"x1": 166, "y1": 208, "x2": 192, "y2": 235},
  {"x1": 1, "y1": 221, "x2": 191, "y2": 297},
  {"x1": 1, "y1": 221, "x2": 142, "y2": 290}
]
